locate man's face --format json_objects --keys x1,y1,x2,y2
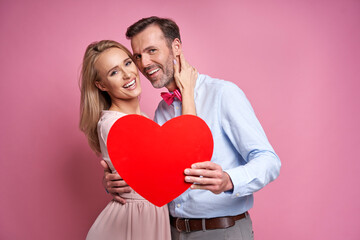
[{"x1": 131, "y1": 25, "x2": 175, "y2": 89}]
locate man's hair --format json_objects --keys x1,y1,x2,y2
[{"x1": 126, "y1": 16, "x2": 181, "y2": 46}]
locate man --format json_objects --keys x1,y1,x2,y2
[{"x1": 103, "y1": 16, "x2": 281, "y2": 239}]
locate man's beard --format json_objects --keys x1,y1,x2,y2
[{"x1": 151, "y1": 53, "x2": 175, "y2": 89}]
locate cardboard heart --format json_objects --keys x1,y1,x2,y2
[{"x1": 107, "y1": 114, "x2": 213, "y2": 207}]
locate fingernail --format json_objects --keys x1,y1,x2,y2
[
  {"x1": 185, "y1": 176, "x2": 190, "y2": 181},
  {"x1": 192, "y1": 164, "x2": 197, "y2": 168},
  {"x1": 184, "y1": 169, "x2": 190, "y2": 174}
]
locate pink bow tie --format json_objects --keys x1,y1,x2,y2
[{"x1": 161, "y1": 89, "x2": 182, "y2": 105}]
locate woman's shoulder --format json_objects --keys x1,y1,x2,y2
[
  {"x1": 98, "y1": 111, "x2": 149, "y2": 132},
  {"x1": 97, "y1": 110, "x2": 127, "y2": 135}
]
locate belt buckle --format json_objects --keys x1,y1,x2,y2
[
  {"x1": 184, "y1": 218, "x2": 191, "y2": 232},
  {"x1": 175, "y1": 218, "x2": 191, "y2": 233}
]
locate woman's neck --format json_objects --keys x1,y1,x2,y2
[{"x1": 109, "y1": 98, "x2": 141, "y2": 115}]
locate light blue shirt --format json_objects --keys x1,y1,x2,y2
[{"x1": 154, "y1": 74, "x2": 281, "y2": 218}]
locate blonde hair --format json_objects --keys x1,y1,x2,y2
[{"x1": 79, "y1": 40, "x2": 133, "y2": 154}]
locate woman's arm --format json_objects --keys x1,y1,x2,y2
[{"x1": 174, "y1": 53, "x2": 198, "y2": 115}]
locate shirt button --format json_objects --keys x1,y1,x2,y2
[
  {"x1": 177, "y1": 204, "x2": 181, "y2": 208},
  {"x1": 176, "y1": 107, "x2": 179, "y2": 110},
  {"x1": 236, "y1": 193, "x2": 240, "y2": 197}
]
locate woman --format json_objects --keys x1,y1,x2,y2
[{"x1": 79, "y1": 40, "x2": 197, "y2": 240}]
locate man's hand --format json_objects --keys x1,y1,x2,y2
[
  {"x1": 184, "y1": 161, "x2": 234, "y2": 194},
  {"x1": 101, "y1": 160, "x2": 131, "y2": 204}
]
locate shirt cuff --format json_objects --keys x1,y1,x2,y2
[{"x1": 224, "y1": 166, "x2": 251, "y2": 198}]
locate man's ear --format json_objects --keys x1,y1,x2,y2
[
  {"x1": 172, "y1": 38, "x2": 182, "y2": 56},
  {"x1": 95, "y1": 80, "x2": 107, "y2": 91}
]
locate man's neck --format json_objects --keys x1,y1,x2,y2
[{"x1": 165, "y1": 80, "x2": 177, "y2": 92}]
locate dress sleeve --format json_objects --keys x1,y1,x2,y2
[
  {"x1": 97, "y1": 113, "x2": 124, "y2": 170},
  {"x1": 219, "y1": 82, "x2": 281, "y2": 198}
]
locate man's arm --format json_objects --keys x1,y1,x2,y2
[
  {"x1": 100, "y1": 160, "x2": 131, "y2": 204},
  {"x1": 184, "y1": 82, "x2": 280, "y2": 196}
]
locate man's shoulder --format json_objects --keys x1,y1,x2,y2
[
  {"x1": 198, "y1": 74, "x2": 242, "y2": 93},
  {"x1": 155, "y1": 99, "x2": 169, "y2": 112}
]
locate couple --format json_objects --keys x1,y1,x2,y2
[{"x1": 80, "y1": 16, "x2": 281, "y2": 240}]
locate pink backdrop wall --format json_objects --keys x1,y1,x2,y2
[{"x1": 1, "y1": 0, "x2": 359, "y2": 239}]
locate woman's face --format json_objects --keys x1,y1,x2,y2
[{"x1": 95, "y1": 47, "x2": 141, "y2": 101}]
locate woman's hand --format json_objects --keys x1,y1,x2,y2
[
  {"x1": 174, "y1": 53, "x2": 198, "y2": 115},
  {"x1": 174, "y1": 52, "x2": 197, "y2": 95}
]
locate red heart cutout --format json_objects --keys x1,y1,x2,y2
[{"x1": 107, "y1": 115, "x2": 214, "y2": 207}]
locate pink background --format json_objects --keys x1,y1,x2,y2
[{"x1": 1, "y1": 0, "x2": 359, "y2": 239}]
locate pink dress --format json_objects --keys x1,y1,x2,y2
[{"x1": 86, "y1": 111, "x2": 171, "y2": 240}]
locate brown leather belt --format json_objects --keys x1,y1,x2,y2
[{"x1": 170, "y1": 212, "x2": 247, "y2": 232}]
